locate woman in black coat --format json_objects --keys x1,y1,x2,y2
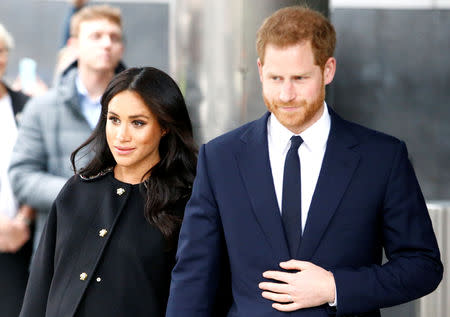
[{"x1": 19, "y1": 67, "x2": 197, "y2": 317}]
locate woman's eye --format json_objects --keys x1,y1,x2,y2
[
  {"x1": 133, "y1": 120, "x2": 146, "y2": 127},
  {"x1": 108, "y1": 116, "x2": 120, "y2": 124}
]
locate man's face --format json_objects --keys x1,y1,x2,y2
[
  {"x1": 258, "y1": 42, "x2": 335, "y2": 134},
  {"x1": 75, "y1": 19, "x2": 124, "y2": 73}
]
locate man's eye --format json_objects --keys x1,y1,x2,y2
[
  {"x1": 90, "y1": 33, "x2": 102, "y2": 40},
  {"x1": 110, "y1": 34, "x2": 122, "y2": 43}
]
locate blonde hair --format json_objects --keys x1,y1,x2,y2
[
  {"x1": 256, "y1": 6, "x2": 336, "y2": 69},
  {"x1": 0, "y1": 23, "x2": 14, "y2": 50},
  {"x1": 70, "y1": 5, "x2": 122, "y2": 37}
]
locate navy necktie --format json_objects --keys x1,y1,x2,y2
[{"x1": 282, "y1": 135, "x2": 303, "y2": 257}]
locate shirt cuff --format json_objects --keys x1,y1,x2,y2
[{"x1": 328, "y1": 284, "x2": 337, "y2": 307}]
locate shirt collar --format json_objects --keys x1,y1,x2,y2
[
  {"x1": 268, "y1": 102, "x2": 331, "y2": 153},
  {"x1": 75, "y1": 75, "x2": 101, "y2": 104}
]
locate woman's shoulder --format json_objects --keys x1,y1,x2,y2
[{"x1": 56, "y1": 168, "x2": 114, "y2": 201}]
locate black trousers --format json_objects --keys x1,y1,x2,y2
[{"x1": 0, "y1": 232, "x2": 33, "y2": 317}]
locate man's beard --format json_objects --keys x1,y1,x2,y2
[{"x1": 263, "y1": 83, "x2": 325, "y2": 133}]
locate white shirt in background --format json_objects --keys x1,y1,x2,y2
[{"x1": 0, "y1": 94, "x2": 19, "y2": 218}]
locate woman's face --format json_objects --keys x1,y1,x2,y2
[
  {"x1": 106, "y1": 90, "x2": 164, "y2": 183},
  {"x1": 0, "y1": 40, "x2": 9, "y2": 79}
]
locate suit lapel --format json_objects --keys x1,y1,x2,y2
[
  {"x1": 298, "y1": 110, "x2": 360, "y2": 260},
  {"x1": 236, "y1": 112, "x2": 290, "y2": 261}
]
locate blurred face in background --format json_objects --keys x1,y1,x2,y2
[
  {"x1": 74, "y1": 18, "x2": 123, "y2": 74},
  {"x1": 0, "y1": 39, "x2": 9, "y2": 79}
]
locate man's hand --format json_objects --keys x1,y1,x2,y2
[
  {"x1": 259, "y1": 260, "x2": 336, "y2": 312},
  {"x1": 0, "y1": 205, "x2": 35, "y2": 253},
  {"x1": 16, "y1": 204, "x2": 36, "y2": 225},
  {"x1": 0, "y1": 217, "x2": 30, "y2": 253}
]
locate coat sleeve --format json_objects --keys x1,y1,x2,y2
[
  {"x1": 166, "y1": 144, "x2": 229, "y2": 317},
  {"x1": 8, "y1": 96, "x2": 67, "y2": 213},
  {"x1": 332, "y1": 141, "x2": 443, "y2": 316},
  {"x1": 19, "y1": 200, "x2": 58, "y2": 317}
]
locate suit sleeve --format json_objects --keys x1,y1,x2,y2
[
  {"x1": 9, "y1": 97, "x2": 67, "y2": 213},
  {"x1": 332, "y1": 141, "x2": 443, "y2": 316},
  {"x1": 166, "y1": 144, "x2": 226, "y2": 317},
  {"x1": 19, "y1": 200, "x2": 57, "y2": 317}
]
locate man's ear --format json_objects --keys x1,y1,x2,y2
[
  {"x1": 323, "y1": 57, "x2": 336, "y2": 85},
  {"x1": 257, "y1": 58, "x2": 264, "y2": 83},
  {"x1": 66, "y1": 36, "x2": 76, "y2": 49}
]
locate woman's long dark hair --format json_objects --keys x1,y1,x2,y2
[{"x1": 71, "y1": 67, "x2": 197, "y2": 244}]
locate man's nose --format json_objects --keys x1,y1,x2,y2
[
  {"x1": 279, "y1": 81, "x2": 296, "y2": 103},
  {"x1": 100, "y1": 35, "x2": 113, "y2": 47}
]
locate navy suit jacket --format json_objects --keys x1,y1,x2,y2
[{"x1": 166, "y1": 109, "x2": 442, "y2": 317}]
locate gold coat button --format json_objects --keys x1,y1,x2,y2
[
  {"x1": 99, "y1": 229, "x2": 108, "y2": 237},
  {"x1": 80, "y1": 272, "x2": 88, "y2": 281},
  {"x1": 116, "y1": 188, "x2": 125, "y2": 195},
  {"x1": 96, "y1": 277, "x2": 101, "y2": 282}
]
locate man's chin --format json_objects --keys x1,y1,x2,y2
[
  {"x1": 275, "y1": 112, "x2": 305, "y2": 127},
  {"x1": 91, "y1": 64, "x2": 118, "y2": 73}
]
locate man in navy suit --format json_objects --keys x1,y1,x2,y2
[{"x1": 166, "y1": 6, "x2": 442, "y2": 317}]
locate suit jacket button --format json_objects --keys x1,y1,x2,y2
[
  {"x1": 96, "y1": 277, "x2": 101, "y2": 282},
  {"x1": 99, "y1": 229, "x2": 108, "y2": 237},
  {"x1": 116, "y1": 188, "x2": 125, "y2": 195},
  {"x1": 80, "y1": 272, "x2": 87, "y2": 281}
]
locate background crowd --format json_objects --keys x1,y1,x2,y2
[{"x1": 0, "y1": 1, "x2": 447, "y2": 317}]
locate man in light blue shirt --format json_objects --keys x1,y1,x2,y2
[{"x1": 9, "y1": 5, "x2": 126, "y2": 251}]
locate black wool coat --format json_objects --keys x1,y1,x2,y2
[{"x1": 19, "y1": 171, "x2": 185, "y2": 317}]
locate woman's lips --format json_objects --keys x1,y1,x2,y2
[{"x1": 114, "y1": 146, "x2": 135, "y2": 155}]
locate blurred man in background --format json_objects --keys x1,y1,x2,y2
[{"x1": 9, "y1": 5, "x2": 125, "y2": 252}]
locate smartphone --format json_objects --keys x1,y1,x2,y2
[{"x1": 19, "y1": 57, "x2": 37, "y2": 93}]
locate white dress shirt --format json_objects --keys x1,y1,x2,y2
[
  {"x1": 267, "y1": 102, "x2": 331, "y2": 233},
  {"x1": 0, "y1": 94, "x2": 19, "y2": 218}
]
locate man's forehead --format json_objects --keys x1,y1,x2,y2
[
  {"x1": 79, "y1": 19, "x2": 122, "y2": 33},
  {"x1": 265, "y1": 40, "x2": 312, "y2": 53}
]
